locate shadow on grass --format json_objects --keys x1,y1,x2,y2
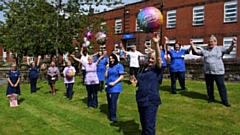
[
  {"x1": 122, "y1": 80, "x2": 131, "y2": 85},
  {"x1": 81, "y1": 97, "x2": 88, "y2": 105},
  {"x1": 110, "y1": 120, "x2": 141, "y2": 135},
  {"x1": 18, "y1": 98, "x2": 25, "y2": 105},
  {"x1": 159, "y1": 85, "x2": 171, "y2": 93},
  {"x1": 43, "y1": 88, "x2": 60, "y2": 94},
  {"x1": 99, "y1": 104, "x2": 108, "y2": 118},
  {"x1": 179, "y1": 91, "x2": 208, "y2": 101}
]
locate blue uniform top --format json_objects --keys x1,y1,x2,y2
[
  {"x1": 161, "y1": 49, "x2": 167, "y2": 67},
  {"x1": 136, "y1": 65, "x2": 162, "y2": 107},
  {"x1": 168, "y1": 49, "x2": 189, "y2": 72},
  {"x1": 106, "y1": 64, "x2": 124, "y2": 93},
  {"x1": 94, "y1": 56, "x2": 108, "y2": 81},
  {"x1": 28, "y1": 65, "x2": 39, "y2": 79},
  {"x1": 6, "y1": 70, "x2": 21, "y2": 95}
]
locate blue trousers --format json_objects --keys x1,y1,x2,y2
[
  {"x1": 30, "y1": 78, "x2": 37, "y2": 92},
  {"x1": 138, "y1": 104, "x2": 159, "y2": 135},
  {"x1": 106, "y1": 93, "x2": 119, "y2": 121},
  {"x1": 204, "y1": 74, "x2": 229, "y2": 104},
  {"x1": 86, "y1": 84, "x2": 98, "y2": 108},
  {"x1": 170, "y1": 72, "x2": 186, "y2": 93},
  {"x1": 65, "y1": 83, "x2": 74, "y2": 100}
]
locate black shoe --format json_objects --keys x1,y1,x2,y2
[
  {"x1": 208, "y1": 99, "x2": 215, "y2": 103},
  {"x1": 172, "y1": 91, "x2": 177, "y2": 94},
  {"x1": 223, "y1": 103, "x2": 231, "y2": 107}
]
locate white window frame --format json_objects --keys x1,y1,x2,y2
[
  {"x1": 114, "y1": 44, "x2": 119, "y2": 53},
  {"x1": 145, "y1": 39, "x2": 151, "y2": 53},
  {"x1": 126, "y1": 39, "x2": 136, "y2": 51},
  {"x1": 115, "y1": 19, "x2": 122, "y2": 34},
  {"x1": 3, "y1": 48, "x2": 6, "y2": 61},
  {"x1": 167, "y1": 10, "x2": 176, "y2": 28},
  {"x1": 193, "y1": 6, "x2": 204, "y2": 26},
  {"x1": 223, "y1": 37, "x2": 236, "y2": 58},
  {"x1": 101, "y1": 22, "x2": 106, "y2": 32},
  {"x1": 224, "y1": 1, "x2": 238, "y2": 23},
  {"x1": 46, "y1": 55, "x2": 51, "y2": 58},
  {"x1": 100, "y1": 44, "x2": 106, "y2": 51},
  {"x1": 136, "y1": 19, "x2": 143, "y2": 32},
  {"x1": 191, "y1": 38, "x2": 204, "y2": 47}
]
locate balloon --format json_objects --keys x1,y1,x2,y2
[
  {"x1": 95, "y1": 32, "x2": 107, "y2": 45},
  {"x1": 83, "y1": 37, "x2": 88, "y2": 42},
  {"x1": 137, "y1": 7, "x2": 163, "y2": 32},
  {"x1": 65, "y1": 69, "x2": 74, "y2": 80},
  {"x1": 40, "y1": 63, "x2": 47, "y2": 71},
  {"x1": 85, "y1": 32, "x2": 93, "y2": 39},
  {"x1": 85, "y1": 41, "x2": 90, "y2": 46},
  {"x1": 82, "y1": 43, "x2": 87, "y2": 47}
]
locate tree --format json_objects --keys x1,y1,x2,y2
[{"x1": 0, "y1": 0, "x2": 123, "y2": 67}]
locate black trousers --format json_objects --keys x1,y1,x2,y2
[
  {"x1": 30, "y1": 78, "x2": 37, "y2": 93},
  {"x1": 204, "y1": 74, "x2": 229, "y2": 104}
]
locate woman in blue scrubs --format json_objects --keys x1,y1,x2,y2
[
  {"x1": 167, "y1": 40, "x2": 191, "y2": 94},
  {"x1": 94, "y1": 51, "x2": 108, "y2": 92},
  {"x1": 27, "y1": 56, "x2": 41, "y2": 93},
  {"x1": 133, "y1": 34, "x2": 162, "y2": 135},
  {"x1": 104, "y1": 54, "x2": 124, "y2": 122}
]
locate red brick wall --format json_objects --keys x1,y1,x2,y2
[{"x1": 92, "y1": 0, "x2": 240, "y2": 57}]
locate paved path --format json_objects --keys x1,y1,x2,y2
[{"x1": 0, "y1": 79, "x2": 7, "y2": 86}]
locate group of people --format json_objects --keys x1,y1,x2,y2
[{"x1": 5, "y1": 33, "x2": 237, "y2": 135}]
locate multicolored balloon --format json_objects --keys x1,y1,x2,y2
[
  {"x1": 95, "y1": 32, "x2": 107, "y2": 45},
  {"x1": 65, "y1": 69, "x2": 74, "y2": 80},
  {"x1": 85, "y1": 41, "x2": 90, "y2": 46},
  {"x1": 85, "y1": 32, "x2": 93, "y2": 39},
  {"x1": 137, "y1": 7, "x2": 163, "y2": 32}
]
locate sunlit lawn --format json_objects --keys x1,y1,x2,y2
[{"x1": 0, "y1": 77, "x2": 240, "y2": 135}]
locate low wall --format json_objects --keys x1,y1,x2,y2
[{"x1": 0, "y1": 61, "x2": 239, "y2": 84}]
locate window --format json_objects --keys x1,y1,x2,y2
[
  {"x1": 114, "y1": 44, "x2": 119, "y2": 53},
  {"x1": 223, "y1": 37, "x2": 236, "y2": 58},
  {"x1": 46, "y1": 54, "x2": 51, "y2": 58},
  {"x1": 168, "y1": 39, "x2": 176, "y2": 47},
  {"x1": 115, "y1": 19, "x2": 122, "y2": 34},
  {"x1": 9, "y1": 50, "x2": 13, "y2": 58},
  {"x1": 3, "y1": 48, "x2": 6, "y2": 61},
  {"x1": 126, "y1": 39, "x2": 136, "y2": 51},
  {"x1": 191, "y1": 38, "x2": 204, "y2": 47},
  {"x1": 167, "y1": 10, "x2": 176, "y2": 28},
  {"x1": 145, "y1": 39, "x2": 151, "y2": 53},
  {"x1": 100, "y1": 44, "x2": 106, "y2": 51},
  {"x1": 136, "y1": 19, "x2": 143, "y2": 32},
  {"x1": 101, "y1": 22, "x2": 106, "y2": 32},
  {"x1": 224, "y1": 1, "x2": 238, "y2": 23},
  {"x1": 193, "y1": 6, "x2": 204, "y2": 26}
]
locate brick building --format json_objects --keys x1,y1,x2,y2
[
  {"x1": 93, "y1": 0, "x2": 239, "y2": 58},
  {"x1": 1, "y1": 0, "x2": 239, "y2": 62}
]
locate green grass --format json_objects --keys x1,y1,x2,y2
[{"x1": 0, "y1": 77, "x2": 240, "y2": 135}]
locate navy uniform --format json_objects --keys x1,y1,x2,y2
[
  {"x1": 6, "y1": 70, "x2": 21, "y2": 95},
  {"x1": 29, "y1": 65, "x2": 39, "y2": 93},
  {"x1": 136, "y1": 65, "x2": 161, "y2": 135}
]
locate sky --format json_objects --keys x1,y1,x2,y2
[{"x1": 0, "y1": 0, "x2": 142, "y2": 22}]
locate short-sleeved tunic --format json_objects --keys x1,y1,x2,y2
[
  {"x1": 6, "y1": 70, "x2": 21, "y2": 95},
  {"x1": 106, "y1": 64, "x2": 124, "y2": 93}
]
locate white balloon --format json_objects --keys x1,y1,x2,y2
[
  {"x1": 85, "y1": 41, "x2": 90, "y2": 46},
  {"x1": 83, "y1": 37, "x2": 88, "y2": 42}
]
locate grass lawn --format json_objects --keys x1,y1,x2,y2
[{"x1": 0, "y1": 77, "x2": 240, "y2": 135}]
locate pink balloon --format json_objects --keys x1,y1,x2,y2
[
  {"x1": 82, "y1": 43, "x2": 87, "y2": 47},
  {"x1": 85, "y1": 32, "x2": 93, "y2": 39}
]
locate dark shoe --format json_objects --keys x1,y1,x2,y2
[
  {"x1": 208, "y1": 99, "x2": 215, "y2": 103},
  {"x1": 172, "y1": 91, "x2": 177, "y2": 94},
  {"x1": 223, "y1": 102, "x2": 231, "y2": 107}
]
